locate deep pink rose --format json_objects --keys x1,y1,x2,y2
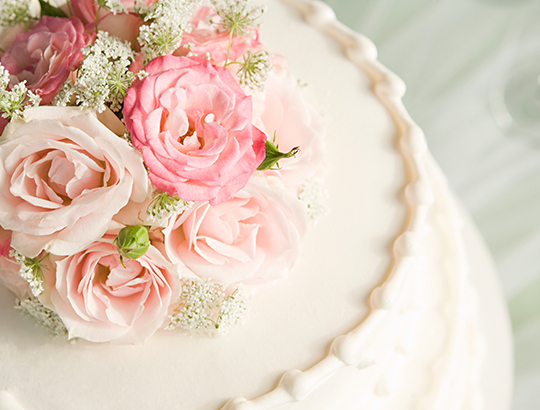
[
  {"x1": 124, "y1": 55, "x2": 266, "y2": 205},
  {"x1": 251, "y1": 69, "x2": 326, "y2": 187},
  {"x1": 175, "y1": 6, "x2": 261, "y2": 64},
  {"x1": 163, "y1": 176, "x2": 307, "y2": 289},
  {"x1": 41, "y1": 234, "x2": 180, "y2": 344},
  {"x1": 0, "y1": 16, "x2": 87, "y2": 104},
  {"x1": 0, "y1": 107, "x2": 149, "y2": 257}
]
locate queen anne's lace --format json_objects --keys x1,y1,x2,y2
[
  {"x1": 146, "y1": 192, "x2": 193, "y2": 222},
  {"x1": 137, "y1": 0, "x2": 201, "y2": 62},
  {"x1": 299, "y1": 177, "x2": 329, "y2": 224},
  {"x1": 168, "y1": 278, "x2": 247, "y2": 334},
  {"x1": 16, "y1": 298, "x2": 68, "y2": 336},
  {"x1": 0, "y1": 64, "x2": 41, "y2": 119},
  {"x1": 95, "y1": 0, "x2": 127, "y2": 14},
  {"x1": 9, "y1": 250, "x2": 46, "y2": 297},
  {"x1": 237, "y1": 50, "x2": 272, "y2": 90},
  {"x1": 0, "y1": 0, "x2": 33, "y2": 26},
  {"x1": 62, "y1": 31, "x2": 135, "y2": 112}
]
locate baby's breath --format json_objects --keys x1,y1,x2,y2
[
  {"x1": 146, "y1": 192, "x2": 193, "y2": 221},
  {"x1": 16, "y1": 297, "x2": 68, "y2": 336},
  {"x1": 168, "y1": 278, "x2": 247, "y2": 334},
  {"x1": 137, "y1": 0, "x2": 201, "y2": 62},
  {"x1": 237, "y1": 50, "x2": 271, "y2": 90},
  {"x1": 69, "y1": 31, "x2": 135, "y2": 112},
  {"x1": 0, "y1": 64, "x2": 41, "y2": 119},
  {"x1": 0, "y1": 0, "x2": 33, "y2": 26},
  {"x1": 298, "y1": 177, "x2": 329, "y2": 224},
  {"x1": 9, "y1": 250, "x2": 47, "y2": 297}
]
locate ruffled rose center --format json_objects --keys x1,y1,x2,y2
[
  {"x1": 9, "y1": 141, "x2": 106, "y2": 209},
  {"x1": 185, "y1": 198, "x2": 268, "y2": 265},
  {"x1": 78, "y1": 252, "x2": 154, "y2": 326},
  {"x1": 158, "y1": 83, "x2": 235, "y2": 156}
]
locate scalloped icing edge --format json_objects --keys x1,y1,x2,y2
[{"x1": 219, "y1": 0, "x2": 485, "y2": 409}]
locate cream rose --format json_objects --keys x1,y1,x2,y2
[
  {"x1": 163, "y1": 176, "x2": 307, "y2": 288},
  {"x1": 0, "y1": 106, "x2": 149, "y2": 257},
  {"x1": 42, "y1": 234, "x2": 180, "y2": 344}
]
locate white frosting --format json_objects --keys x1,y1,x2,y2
[{"x1": 0, "y1": 0, "x2": 512, "y2": 409}]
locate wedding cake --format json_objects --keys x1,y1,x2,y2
[{"x1": 0, "y1": 0, "x2": 512, "y2": 409}]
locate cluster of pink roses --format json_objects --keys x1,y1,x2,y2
[{"x1": 0, "y1": 0, "x2": 325, "y2": 344}]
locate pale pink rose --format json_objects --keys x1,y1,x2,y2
[
  {"x1": 70, "y1": 0, "x2": 143, "y2": 44},
  {"x1": 163, "y1": 176, "x2": 307, "y2": 288},
  {"x1": 251, "y1": 69, "x2": 326, "y2": 187},
  {"x1": 0, "y1": 256, "x2": 31, "y2": 300},
  {"x1": 0, "y1": 226, "x2": 31, "y2": 299},
  {"x1": 0, "y1": 16, "x2": 88, "y2": 104},
  {"x1": 0, "y1": 106, "x2": 149, "y2": 257},
  {"x1": 41, "y1": 234, "x2": 180, "y2": 344},
  {"x1": 123, "y1": 55, "x2": 266, "y2": 205},
  {"x1": 0, "y1": 227, "x2": 30, "y2": 299},
  {"x1": 175, "y1": 6, "x2": 261, "y2": 64}
]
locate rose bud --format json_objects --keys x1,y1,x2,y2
[{"x1": 114, "y1": 225, "x2": 150, "y2": 266}]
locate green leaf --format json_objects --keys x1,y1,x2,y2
[
  {"x1": 257, "y1": 138, "x2": 300, "y2": 171},
  {"x1": 38, "y1": 0, "x2": 68, "y2": 18}
]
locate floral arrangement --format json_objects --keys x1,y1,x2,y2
[{"x1": 0, "y1": 0, "x2": 326, "y2": 344}]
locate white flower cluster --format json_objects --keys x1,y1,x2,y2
[
  {"x1": 137, "y1": 0, "x2": 201, "y2": 63},
  {"x1": 8, "y1": 249, "x2": 46, "y2": 297},
  {"x1": 56, "y1": 31, "x2": 135, "y2": 112},
  {"x1": 147, "y1": 192, "x2": 193, "y2": 221},
  {"x1": 237, "y1": 50, "x2": 271, "y2": 90},
  {"x1": 0, "y1": 64, "x2": 41, "y2": 119},
  {"x1": 16, "y1": 297, "x2": 68, "y2": 337},
  {"x1": 211, "y1": 0, "x2": 264, "y2": 39},
  {"x1": 168, "y1": 278, "x2": 247, "y2": 334},
  {"x1": 0, "y1": 0, "x2": 32, "y2": 26},
  {"x1": 299, "y1": 177, "x2": 329, "y2": 224},
  {"x1": 95, "y1": 0, "x2": 127, "y2": 14}
]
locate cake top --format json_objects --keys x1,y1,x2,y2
[{"x1": 0, "y1": 0, "x2": 326, "y2": 344}]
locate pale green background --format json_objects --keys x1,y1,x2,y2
[{"x1": 319, "y1": 0, "x2": 540, "y2": 409}]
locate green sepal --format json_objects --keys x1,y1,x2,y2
[
  {"x1": 257, "y1": 137, "x2": 300, "y2": 171},
  {"x1": 114, "y1": 225, "x2": 150, "y2": 267},
  {"x1": 38, "y1": 0, "x2": 68, "y2": 18}
]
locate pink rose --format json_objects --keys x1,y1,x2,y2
[
  {"x1": 163, "y1": 176, "x2": 307, "y2": 289},
  {"x1": 0, "y1": 106, "x2": 149, "y2": 257},
  {"x1": 175, "y1": 6, "x2": 261, "y2": 64},
  {"x1": 0, "y1": 16, "x2": 88, "y2": 104},
  {"x1": 41, "y1": 234, "x2": 180, "y2": 344},
  {"x1": 124, "y1": 55, "x2": 266, "y2": 205},
  {"x1": 251, "y1": 69, "x2": 326, "y2": 187}
]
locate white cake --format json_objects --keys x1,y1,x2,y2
[{"x1": 0, "y1": 0, "x2": 512, "y2": 409}]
